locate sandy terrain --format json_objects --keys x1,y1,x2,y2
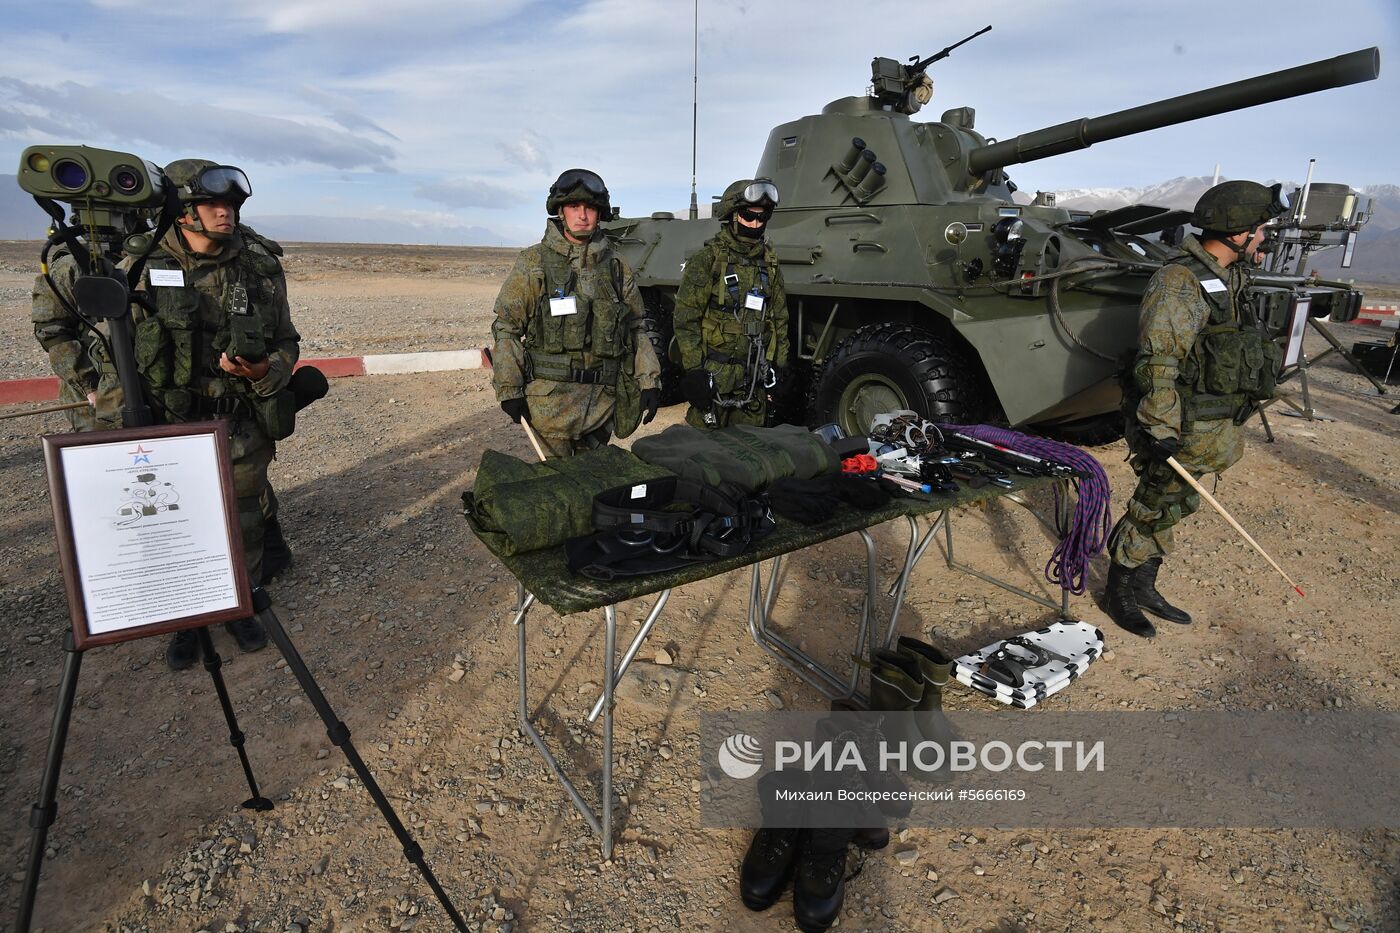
[{"x1": 1, "y1": 241, "x2": 1397, "y2": 933}]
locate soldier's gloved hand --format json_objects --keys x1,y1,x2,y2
[
  {"x1": 640, "y1": 388, "x2": 660, "y2": 424},
  {"x1": 680, "y1": 370, "x2": 714, "y2": 410},
  {"x1": 1146, "y1": 434, "x2": 1181, "y2": 461},
  {"x1": 500, "y1": 397, "x2": 529, "y2": 424}
]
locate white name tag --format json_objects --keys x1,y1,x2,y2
[
  {"x1": 149, "y1": 269, "x2": 185, "y2": 287},
  {"x1": 548, "y1": 296, "x2": 578, "y2": 317},
  {"x1": 630, "y1": 484, "x2": 647, "y2": 499},
  {"x1": 1200, "y1": 278, "x2": 1227, "y2": 294},
  {"x1": 745, "y1": 293, "x2": 765, "y2": 312}
]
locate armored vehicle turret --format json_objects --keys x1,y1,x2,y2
[{"x1": 607, "y1": 42, "x2": 1379, "y2": 440}]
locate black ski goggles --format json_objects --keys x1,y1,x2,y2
[
  {"x1": 552, "y1": 168, "x2": 608, "y2": 197},
  {"x1": 740, "y1": 180, "x2": 779, "y2": 206},
  {"x1": 187, "y1": 165, "x2": 252, "y2": 202}
]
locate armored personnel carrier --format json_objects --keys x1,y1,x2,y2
[{"x1": 606, "y1": 40, "x2": 1379, "y2": 440}]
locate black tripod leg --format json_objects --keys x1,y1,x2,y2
[
  {"x1": 251, "y1": 589, "x2": 468, "y2": 932},
  {"x1": 15, "y1": 633, "x2": 83, "y2": 933},
  {"x1": 196, "y1": 627, "x2": 273, "y2": 811}
]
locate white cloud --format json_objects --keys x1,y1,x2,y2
[{"x1": 0, "y1": 78, "x2": 397, "y2": 171}]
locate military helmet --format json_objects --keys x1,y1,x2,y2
[
  {"x1": 164, "y1": 159, "x2": 253, "y2": 208},
  {"x1": 1192, "y1": 180, "x2": 1288, "y2": 235},
  {"x1": 715, "y1": 177, "x2": 780, "y2": 221},
  {"x1": 546, "y1": 168, "x2": 610, "y2": 217}
]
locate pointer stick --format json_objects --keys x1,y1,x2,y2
[
  {"x1": 521, "y1": 418, "x2": 547, "y2": 462},
  {"x1": 1165, "y1": 455, "x2": 1305, "y2": 597}
]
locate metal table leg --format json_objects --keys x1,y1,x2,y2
[
  {"x1": 588, "y1": 589, "x2": 672, "y2": 723},
  {"x1": 942, "y1": 505, "x2": 1071, "y2": 618},
  {"x1": 513, "y1": 588, "x2": 620, "y2": 859},
  {"x1": 745, "y1": 529, "x2": 879, "y2": 706}
]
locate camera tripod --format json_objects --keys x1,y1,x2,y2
[{"x1": 16, "y1": 588, "x2": 469, "y2": 932}]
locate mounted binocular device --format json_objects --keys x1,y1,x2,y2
[{"x1": 18, "y1": 144, "x2": 166, "y2": 212}]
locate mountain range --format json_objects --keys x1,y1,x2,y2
[{"x1": 3, "y1": 172, "x2": 1396, "y2": 282}]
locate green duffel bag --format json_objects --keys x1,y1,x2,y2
[
  {"x1": 631, "y1": 423, "x2": 838, "y2": 494},
  {"x1": 462, "y1": 445, "x2": 674, "y2": 557}
]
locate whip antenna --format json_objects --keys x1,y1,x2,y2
[{"x1": 689, "y1": 0, "x2": 699, "y2": 220}]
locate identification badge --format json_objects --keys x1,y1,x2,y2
[
  {"x1": 745, "y1": 293, "x2": 765, "y2": 312},
  {"x1": 149, "y1": 269, "x2": 185, "y2": 287},
  {"x1": 630, "y1": 484, "x2": 647, "y2": 499},
  {"x1": 548, "y1": 296, "x2": 578, "y2": 317},
  {"x1": 1200, "y1": 278, "x2": 1227, "y2": 294}
]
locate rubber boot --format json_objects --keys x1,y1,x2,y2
[
  {"x1": 1133, "y1": 557, "x2": 1192, "y2": 624},
  {"x1": 1105, "y1": 562, "x2": 1156, "y2": 638},
  {"x1": 896, "y1": 637, "x2": 957, "y2": 744},
  {"x1": 869, "y1": 648, "x2": 923, "y2": 712},
  {"x1": 260, "y1": 516, "x2": 293, "y2": 585},
  {"x1": 792, "y1": 826, "x2": 856, "y2": 933},
  {"x1": 740, "y1": 771, "x2": 804, "y2": 911}
]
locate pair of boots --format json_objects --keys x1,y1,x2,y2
[
  {"x1": 868, "y1": 637, "x2": 957, "y2": 765},
  {"x1": 1104, "y1": 556, "x2": 1191, "y2": 638},
  {"x1": 741, "y1": 812, "x2": 883, "y2": 932},
  {"x1": 167, "y1": 519, "x2": 290, "y2": 670}
]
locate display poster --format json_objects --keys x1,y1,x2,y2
[{"x1": 43, "y1": 423, "x2": 252, "y2": 649}]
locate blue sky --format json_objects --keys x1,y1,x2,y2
[{"x1": 2, "y1": 0, "x2": 1396, "y2": 245}]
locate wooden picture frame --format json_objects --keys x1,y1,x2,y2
[{"x1": 42, "y1": 421, "x2": 253, "y2": 650}]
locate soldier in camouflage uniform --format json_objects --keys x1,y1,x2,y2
[
  {"x1": 1104, "y1": 180, "x2": 1288, "y2": 637},
  {"x1": 129, "y1": 159, "x2": 302, "y2": 667},
  {"x1": 673, "y1": 178, "x2": 789, "y2": 428},
  {"x1": 32, "y1": 245, "x2": 125, "y2": 431},
  {"x1": 492, "y1": 168, "x2": 661, "y2": 458}
]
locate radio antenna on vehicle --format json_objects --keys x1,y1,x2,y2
[{"x1": 689, "y1": 0, "x2": 700, "y2": 220}]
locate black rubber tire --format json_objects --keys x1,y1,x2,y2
[
  {"x1": 641, "y1": 289, "x2": 682, "y2": 405},
  {"x1": 807, "y1": 322, "x2": 985, "y2": 435},
  {"x1": 1031, "y1": 412, "x2": 1125, "y2": 447}
]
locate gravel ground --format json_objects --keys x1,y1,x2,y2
[{"x1": 1, "y1": 242, "x2": 1397, "y2": 933}]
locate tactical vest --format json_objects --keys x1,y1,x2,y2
[
  {"x1": 525, "y1": 246, "x2": 631, "y2": 384},
  {"x1": 1133, "y1": 255, "x2": 1281, "y2": 424},
  {"x1": 134, "y1": 233, "x2": 285, "y2": 425},
  {"x1": 701, "y1": 242, "x2": 781, "y2": 371}
]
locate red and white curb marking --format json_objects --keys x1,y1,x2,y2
[
  {"x1": 1355, "y1": 305, "x2": 1400, "y2": 329},
  {"x1": 1, "y1": 347, "x2": 491, "y2": 407}
]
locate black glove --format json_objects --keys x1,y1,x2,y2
[
  {"x1": 1146, "y1": 434, "x2": 1181, "y2": 461},
  {"x1": 680, "y1": 369, "x2": 714, "y2": 410},
  {"x1": 640, "y1": 388, "x2": 660, "y2": 424},
  {"x1": 500, "y1": 397, "x2": 529, "y2": 424}
]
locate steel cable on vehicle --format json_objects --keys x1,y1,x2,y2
[{"x1": 940, "y1": 423, "x2": 1113, "y2": 595}]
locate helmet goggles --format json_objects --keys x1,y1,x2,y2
[
  {"x1": 186, "y1": 165, "x2": 252, "y2": 202},
  {"x1": 740, "y1": 180, "x2": 779, "y2": 207},
  {"x1": 553, "y1": 168, "x2": 607, "y2": 199}
]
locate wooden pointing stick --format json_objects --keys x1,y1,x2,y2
[
  {"x1": 520, "y1": 418, "x2": 548, "y2": 462},
  {"x1": 1165, "y1": 455, "x2": 1305, "y2": 597}
]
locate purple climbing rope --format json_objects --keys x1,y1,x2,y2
[{"x1": 941, "y1": 424, "x2": 1113, "y2": 595}]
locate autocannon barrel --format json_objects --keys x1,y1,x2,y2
[{"x1": 967, "y1": 48, "x2": 1379, "y2": 176}]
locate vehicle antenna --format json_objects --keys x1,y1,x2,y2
[{"x1": 689, "y1": 0, "x2": 700, "y2": 220}]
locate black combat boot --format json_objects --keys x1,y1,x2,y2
[
  {"x1": 260, "y1": 517, "x2": 293, "y2": 585},
  {"x1": 1133, "y1": 557, "x2": 1192, "y2": 624},
  {"x1": 740, "y1": 771, "x2": 804, "y2": 911},
  {"x1": 792, "y1": 826, "x2": 856, "y2": 933},
  {"x1": 224, "y1": 616, "x2": 269, "y2": 652},
  {"x1": 1104, "y1": 562, "x2": 1156, "y2": 638},
  {"x1": 165, "y1": 628, "x2": 200, "y2": 671}
]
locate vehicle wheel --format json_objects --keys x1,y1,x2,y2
[
  {"x1": 1031, "y1": 413, "x2": 1125, "y2": 447},
  {"x1": 807, "y1": 322, "x2": 985, "y2": 435},
  {"x1": 641, "y1": 289, "x2": 682, "y2": 405}
]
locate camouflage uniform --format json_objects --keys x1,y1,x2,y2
[
  {"x1": 491, "y1": 221, "x2": 660, "y2": 458},
  {"x1": 126, "y1": 224, "x2": 300, "y2": 580},
  {"x1": 673, "y1": 225, "x2": 789, "y2": 428},
  {"x1": 1108, "y1": 233, "x2": 1263, "y2": 567},
  {"x1": 31, "y1": 248, "x2": 123, "y2": 431}
]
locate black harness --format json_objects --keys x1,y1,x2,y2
[{"x1": 565, "y1": 476, "x2": 775, "y2": 580}]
